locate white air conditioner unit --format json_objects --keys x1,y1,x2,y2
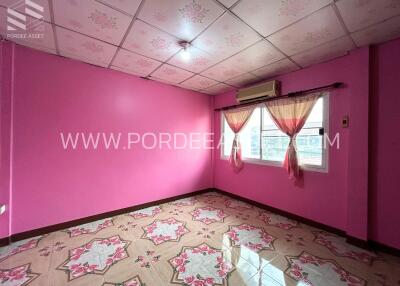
[{"x1": 236, "y1": 80, "x2": 281, "y2": 103}]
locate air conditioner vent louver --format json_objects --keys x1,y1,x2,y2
[{"x1": 236, "y1": 80, "x2": 281, "y2": 103}]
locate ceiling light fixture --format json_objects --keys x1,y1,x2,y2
[{"x1": 179, "y1": 41, "x2": 191, "y2": 61}]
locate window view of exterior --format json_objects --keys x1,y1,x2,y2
[{"x1": 222, "y1": 97, "x2": 326, "y2": 169}]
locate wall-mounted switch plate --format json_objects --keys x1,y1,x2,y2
[{"x1": 0, "y1": 205, "x2": 5, "y2": 215}]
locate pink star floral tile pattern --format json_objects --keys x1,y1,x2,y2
[
  {"x1": 150, "y1": 64, "x2": 194, "y2": 84},
  {"x1": 351, "y1": 16, "x2": 400, "y2": 47},
  {"x1": 267, "y1": 5, "x2": 346, "y2": 56},
  {"x1": 1, "y1": 192, "x2": 400, "y2": 285},
  {"x1": 137, "y1": 0, "x2": 224, "y2": 40},
  {"x1": 291, "y1": 36, "x2": 355, "y2": 67},
  {"x1": 56, "y1": 27, "x2": 118, "y2": 68},
  {"x1": 112, "y1": 49, "x2": 162, "y2": 76},
  {"x1": 2, "y1": 0, "x2": 400, "y2": 93},
  {"x1": 168, "y1": 46, "x2": 219, "y2": 74},
  {"x1": 251, "y1": 58, "x2": 299, "y2": 79},
  {"x1": 180, "y1": 75, "x2": 219, "y2": 90},
  {"x1": 123, "y1": 20, "x2": 181, "y2": 62},
  {"x1": 233, "y1": 0, "x2": 332, "y2": 37},
  {"x1": 53, "y1": 0, "x2": 132, "y2": 45},
  {"x1": 336, "y1": 0, "x2": 400, "y2": 32},
  {"x1": 193, "y1": 13, "x2": 261, "y2": 61},
  {"x1": 99, "y1": 0, "x2": 142, "y2": 16}
]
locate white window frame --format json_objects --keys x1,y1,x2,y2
[{"x1": 220, "y1": 95, "x2": 329, "y2": 173}]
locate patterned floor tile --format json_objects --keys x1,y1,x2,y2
[{"x1": 0, "y1": 192, "x2": 399, "y2": 286}]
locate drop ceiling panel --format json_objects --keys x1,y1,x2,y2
[
  {"x1": 267, "y1": 6, "x2": 346, "y2": 55},
  {"x1": 112, "y1": 48, "x2": 162, "y2": 75},
  {"x1": 168, "y1": 45, "x2": 218, "y2": 73},
  {"x1": 224, "y1": 40, "x2": 286, "y2": 72},
  {"x1": 193, "y1": 12, "x2": 262, "y2": 60},
  {"x1": 225, "y1": 73, "x2": 260, "y2": 87},
  {"x1": 53, "y1": 0, "x2": 132, "y2": 45},
  {"x1": 98, "y1": 0, "x2": 142, "y2": 16},
  {"x1": 111, "y1": 65, "x2": 147, "y2": 77},
  {"x1": 150, "y1": 64, "x2": 194, "y2": 84},
  {"x1": 251, "y1": 58, "x2": 299, "y2": 79},
  {"x1": 137, "y1": 0, "x2": 224, "y2": 41},
  {"x1": 292, "y1": 36, "x2": 354, "y2": 67},
  {"x1": 200, "y1": 57, "x2": 244, "y2": 82},
  {"x1": 201, "y1": 83, "x2": 235, "y2": 95},
  {"x1": 217, "y1": 0, "x2": 238, "y2": 8},
  {"x1": 122, "y1": 20, "x2": 181, "y2": 62},
  {"x1": 336, "y1": 0, "x2": 400, "y2": 32},
  {"x1": 1, "y1": 0, "x2": 400, "y2": 95},
  {"x1": 180, "y1": 75, "x2": 219, "y2": 90},
  {"x1": 56, "y1": 26, "x2": 117, "y2": 67},
  {"x1": 233, "y1": 0, "x2": 332, "y2": 37},
  {"x1": 351, "y1": 16, "x2": 400, "y2": 47}
]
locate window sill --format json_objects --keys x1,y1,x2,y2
[{"x1": 220, "y1": 156, "x2": 328, "y2": 173}]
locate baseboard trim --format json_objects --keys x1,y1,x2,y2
[
  {"x1": 212, "y1": 188, "x2": 400, "y2": 256},
  {"x1": 213, "y1": 188, "x2": 346, "y2": 236},
  {"x1": 2, "y1": 188, "x2": 213, "y2": 245},
  {"x1": 2, "y1": 187, "x2": 399, "y2": 257}
]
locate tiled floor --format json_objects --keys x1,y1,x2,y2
[{"x1": 1, "y1": 192, "x2": 399, "y2": 286}]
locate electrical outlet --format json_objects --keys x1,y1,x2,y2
[
  {"x1": 0, "y1": 205, "x2": 5, "y2": 215},
  {"x1": 342, "y1": 116, "x2": 349, "y2": 128}
]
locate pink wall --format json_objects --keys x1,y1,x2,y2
[
  {"x1": 1, "y1": 42, "x2": 212, "y2": 237},
  {"x1": 369, "y1": 38, "x2": 400, "y2": 249},
  {"x1": 0, "y1": 42, "x2": 13, "y2": 239},
  {"x1": 214, "y1": 48, "x2": 370, "y2": 236}
]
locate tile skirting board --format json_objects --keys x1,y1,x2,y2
[
  {"x1": 1, "y1": 187, "x2": 398, "y2": 257},
  {"x1": 213, "y1": 188, "x2": 400, "y2": 257},
  {"x1": 0, "y1": 188, "x2": 213, "y2": 247}
]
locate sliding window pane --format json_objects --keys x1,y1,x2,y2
[{"x1": 240, "y1": 108, "x2": 260, "y2": 159}]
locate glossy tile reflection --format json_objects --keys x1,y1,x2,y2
[{"x1": 1, "y1": 192, "x2": 399, "y2": 285}]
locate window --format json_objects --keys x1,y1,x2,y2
[{"x1": 221, "y1": 96, "x2": 328, "y2": 172}]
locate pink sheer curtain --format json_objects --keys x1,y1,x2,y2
[
  {"x1": 223, "y1": 106, "x2": 255, "y2": 172},
  {"x1": 265, "y1": 92, "x2": 321, "y2": 179}
]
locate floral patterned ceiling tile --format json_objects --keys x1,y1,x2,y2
[
  {"x1": 224, "y1": 72, "x2": 261, "y2": 88},
  {"x1": 201, "y1": 83, "x2": 236, "y2": 95},
  {"x1": 351, "y1": 16, "x2": 400, "y2": 47},
  {"x1": 110, "y1": 65, "x2": 147, "y2": 77},
  {"x1": 137, "y1": 0, "x2": 224, "y2": 41},
  {"x1": 56, "y1": 26, "x2": 117, "y2": 68},
  {"x1": 98, "y1": 0, "x2": 142, "y2": 16},
  {"x1": 122, "y1": 20, "x2": 181, "y2": 62},
  {"x1": 167, "y1": 45, "x2": 219, "y2": 73},
  {"x1": 0, "y1": 8, "x2": 56, "y2": 53},
  {"x1": 180, "y1": 75, "x2": 219, "y2": 90},
  {"x1": 112, "y1": 48, "x2": 162, "y2": 76},
  {"x1": 0, "y1": 0, "x2": 51, "y2": 21},
  {"x1": 200, "y1": 57, "x2": 245, "y2": 82},
  {"x1": 150, "y1": 64, "x2": 194, "y2": 84},
  {"x1": 251, "y1": 58, "x2": 299, "y2": 79},
  {"x1": 233, "y1": 0, "x2": 332, "y2": 37},
  {"x1": 336, "y1": 0, "x2": 400, "y2": 33},
  {"x1": 193, "y1": 12, "x2": 262, "y2": 60},
  {"x1": 226, "y1": 40, "x2": 286, "y2": 73},
  {"x1": 267, "y1": 5, "x2": 346, "y2": 56},
  {"x1": 292, "y1": 36, "x2": 354, "y2": 67},
  {"x1": 217, "y1": 0, "x2": 238, "y2": 8},
  {"x1": 53, "y1": 0, "x2": 132, "y2": 45}
]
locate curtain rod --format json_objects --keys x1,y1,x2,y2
[{"x1": 214, "y1": 82, "x2": 343, "y2": 111}]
